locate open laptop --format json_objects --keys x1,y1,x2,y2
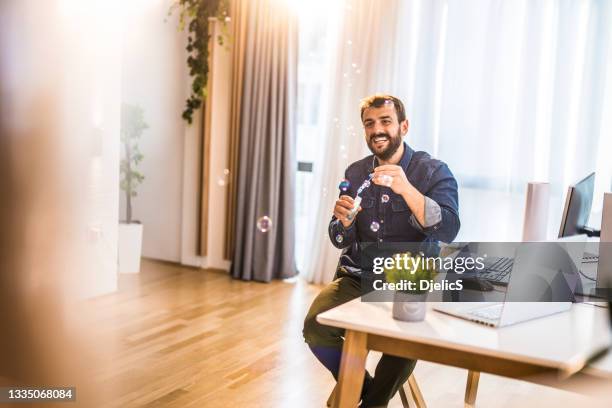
[{"x1": 434, "y1": 236, "x2": 587, "y2": 327}]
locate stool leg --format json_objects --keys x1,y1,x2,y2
[
  {"x1": 464, "y1": 370, "x2": 480, "y2": 408},
  {"x1": 326, "y1": 384, "x2": 336, "y2": 407},
  {"x1": 405, "y1": 374, "x2": 427, "y2": 408}
]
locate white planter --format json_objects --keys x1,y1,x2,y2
[
  {"x1": 392, "y1": 291, "x2": 428, "y2": 322},
  {"x1": 118, "y1": 223, "x2": 143, "y2": 273}
]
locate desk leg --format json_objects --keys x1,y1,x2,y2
[
  {"x1": 334, "y1": 330, "x2": 368, "y2": 408},
  {"x1": 464, "y1": 370, "x2": 480, "y2": 408}
]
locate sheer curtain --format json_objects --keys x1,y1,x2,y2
[{"x1": 298, "y1": 0, "x2": 612, "y2": 284}]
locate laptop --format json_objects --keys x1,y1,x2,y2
[{"x1": 434, "y1": 236, "x2": 587, "y2": 327}]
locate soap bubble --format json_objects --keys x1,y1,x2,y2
[
  {"x1": 338, "y1": 179, "x2": 351, "y2": 192},
  {"x1": 370, "y1": 221, "x2": 380, "y2": 232},
  {"x1": 223, "y1": 168, "x2": 230, "y2": 175},
  {"x1": 381, "y1": 194, "x2": 389, "y2": 203},
  {"x1": 335, "y1": 234, "x2": 344, "y2": 243},
  {"x1": 256, "y1": 216, "x2": 272, "y2": 232},
  {"x1": 217, "y1": 178, "x2": 226, "y2": 186}
]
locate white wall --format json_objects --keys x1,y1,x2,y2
[
  {"x1": 120, "y1": 0, "x2": 188, "y2": 262},
  {"x1": 180, "y1": 20, "x2": 233, "y2": 271},
  {"x1": 204, "y1": 20, "x2": 233, "y2": 271}
]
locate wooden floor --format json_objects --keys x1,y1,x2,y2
[{"x1": 89, "y1": 259, "x2": 592, "y2": 408}]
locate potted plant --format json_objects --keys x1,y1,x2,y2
[
  {"x1": 118, "y1": 104, "x2": 147, "y2": 273},
  {"x1": 384, "y1": 252, "x2": 438, "y2": 321}
]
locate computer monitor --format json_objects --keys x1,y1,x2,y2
[{"x1": 558, "y1": 172, "x2": 595, "y2": 238}]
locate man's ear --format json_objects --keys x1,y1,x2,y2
[{"x1": 401, "y1": 119, "x2": 409, "y2": 135}]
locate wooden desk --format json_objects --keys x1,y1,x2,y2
[{"x1": 317, "y1": 301, "x2": 610, "y2": 408}]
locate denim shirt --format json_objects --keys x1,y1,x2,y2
[{"x1": 328, "y1": 142, "x2": 460, "y2": 275}]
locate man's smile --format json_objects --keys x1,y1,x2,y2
[{"x1": 371, "y1": 134, "x2": 390, "y2": 149}]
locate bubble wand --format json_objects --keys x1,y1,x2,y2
[{"x1": 346, "y1": 173, "x2": 374, "y2": 221}]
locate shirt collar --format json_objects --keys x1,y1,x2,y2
[{"x1": 373, "y1": 142, "x2": 413, "y2": 171}]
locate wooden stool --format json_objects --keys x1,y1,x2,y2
[{"x1": 326, "y1": 373, "x2": 426, "y2": 408}]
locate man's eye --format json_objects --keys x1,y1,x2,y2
[{"x1": 382, "y1": 120, "x2": 391, "y2": 125}]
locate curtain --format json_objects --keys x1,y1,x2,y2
[
  {"x1": 299, "y1": 1, "x2": 403, "y2": 284},
  {"x1": 229, "y1": 0, "x2": 298, "y2": 282},
  {"x1": 300, "y1": 0, "x2": 612, "y2": 283}
]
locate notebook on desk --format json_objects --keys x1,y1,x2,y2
[{"x1": 435, "y1": 236, "x2": 586, "y2": 327}]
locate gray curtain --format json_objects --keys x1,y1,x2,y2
[{"x1": 230, "y1": 0, "x2": 298, "y2": 282}]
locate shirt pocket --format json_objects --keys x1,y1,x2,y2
[
  {"x1": 391, "y1": 198, "x2": 410, "y2": 212},
  {"x1": 360, "y1": 196, "x2": 376, "y2": 210}
]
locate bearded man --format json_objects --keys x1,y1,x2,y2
[{"x1": 303, "y1": 94, "x2": 460, "y2": 407}]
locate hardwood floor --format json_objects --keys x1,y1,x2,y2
[{"x1": 89, "y1": 259, "x2": 591, "y2": 407}]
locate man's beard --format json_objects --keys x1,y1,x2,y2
[{"x1": 367, "y1": 130, "x2": 402, "y2": 161}]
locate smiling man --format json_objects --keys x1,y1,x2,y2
[{"x1": 303, "y1": 94, "x2": 460, "y2": 407}]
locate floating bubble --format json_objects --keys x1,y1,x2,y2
[
  {"x1": 335, "y1": 234, "x2": 344, "y2": 243},
  {"x1": 340, "y1": 145, "x2": 346, "y2": 151},
  {"x1": 338, "y1": 179, "x2": 351, "y2": 192},
  {"x1": 370, "y1": 221, "x2": 380, "y2": 232},
  {"x1": 347, "y1": 40, "x2": 353, "y2": 46},
  {"x1": 256, "y1": 216, "x2": 272, "y2": 232},
  {"x1": 356, "y1": 69, "x2": 361, "y2": 74},
  {"x1": 223, "y1": 168, "x2": 230, "y2": 175},
  {"x1": 217, "y1": 178, "x2": 226, "y2": 186},
  {"x1": 352, "y1": 63, "x2": 357, "y2": 68},
  {"x1": 381, "y1": 194, "x2": 389, "y2": 203}
]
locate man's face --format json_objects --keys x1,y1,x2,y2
[{"x1": 362, "y1": 103, "x2": 408, "y2": 161}]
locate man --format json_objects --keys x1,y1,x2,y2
[{"x1": 303, "y1": 94, "x2": 460, "y2": 407}]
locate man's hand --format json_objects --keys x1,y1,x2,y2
[
  {"x1": 372, "y1": 165, "x2": 411, "y2": 195},
  {"x1": 334, "y1": 195, "x2": 361, "y2": 228}
]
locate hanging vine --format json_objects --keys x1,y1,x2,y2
[{"x1": 168, "y1": 0, "x2": 230, "y2": 124}]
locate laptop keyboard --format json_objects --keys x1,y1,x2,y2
[
  {"x1": 582, "y1": 252, "x2": 599, "y2": 264},
  {"x1": 474, "y1": 251, "x2": 597, "y2": 286},
  {"x1": 476, "y1": 257, "x2": 513, "y2": 285},
  {"x1": 468, "y1": 304, "x2": 503, "y2": 321}
]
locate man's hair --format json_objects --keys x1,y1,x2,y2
[{"x1": 359, "y1": 94, "x2": 407, "y2": 123}]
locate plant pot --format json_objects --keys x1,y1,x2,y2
[
  {"x1": 118, "y1": 223, "x2": 143, "y2": 273},
  {"x1": 392, "y1": 291, "x2": 427, "y2": 322}
]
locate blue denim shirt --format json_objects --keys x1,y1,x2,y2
[{"x1": 329, "y1": 142, "x2": 460, "y2": 275}]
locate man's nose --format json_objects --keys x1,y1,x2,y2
[{"x1": 372, "y1": 122, "x2": 385, "y2": 134}]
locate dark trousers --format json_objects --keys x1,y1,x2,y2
[{"x1": 303, "y1": 272, "x2": 416, "y2": 407}]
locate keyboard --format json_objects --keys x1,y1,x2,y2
[
  {"x1": 476, "y1": 257, "x2": 513, "y2": 286},
  {"x1": 468, "y1": 303, "x2": 503, "y2": 321},
  {"x1": 582, "y1": 252, "x2": 599, "y2": 264},
  {"x1": 477, "y1": 252, "x2": 598, "y2": 286}
]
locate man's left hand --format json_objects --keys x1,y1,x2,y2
[{"x1": 372, "y1": 165, "x2": 411, "y2": 195}]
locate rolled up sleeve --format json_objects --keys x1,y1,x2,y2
[{"x1": 416, "y1": 164, "x2": 460, "y2": 243}]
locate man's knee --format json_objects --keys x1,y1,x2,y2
[
  {"x1": 302, "y1": 300, "x2": 334, "y2": 345},
  {"x1": 302, "y1": 276, "x2": 360, "y2": 346}
]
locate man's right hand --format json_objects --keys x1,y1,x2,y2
[{"x1": 333, "y1": 195, "x2": 361, "y2": 228}]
